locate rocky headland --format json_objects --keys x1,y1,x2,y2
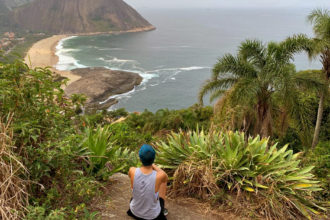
[{"x1": 65, "y1": 67, "x2": 142, "y2": 112}]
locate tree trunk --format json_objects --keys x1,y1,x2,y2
[
  {"x1": 312, "y1": 91, "x2": 325, "y2": 148},
  {"x1": 256, "y1": 100, "x2": 272, "y2": 138},
  {"x1": 312, "y1": 49, "x2": 330, "y2": 148}
]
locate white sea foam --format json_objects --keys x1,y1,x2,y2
[
  {"x1": 104, "y1": 66, "x2": 159, "y2": 84},
  {"x1": 55, "y1": 36, "x2": 87, "y2": 71},
  {"x1": 100, "y1": 65, "x2": 210, "y2": 110},
  {"x1": 98, "y1": 48, "x2": 125, "y2": 51},
  {"x1": 99, "y1": 87, "x2": 137, "y2": 105},
  {"x1": 179, "y1": 66, "x2": 208, "y2": 71},
  {"x1": 149, "y1": 66, "x2": 209, "y2": 73}
]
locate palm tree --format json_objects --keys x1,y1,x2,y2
[
  {"x1": 307, "y1": 9, "x2": 330, "y2": 148},
  {"x1": 199, "y1": 38, "x2": 322, "y2": 138}
]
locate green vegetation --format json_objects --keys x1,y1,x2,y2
[
  {"x1": 156, "y1": 130, "x2": 326, "y2": 219},
  {"x1": 0, "y1": 8, "x2": 329, "y2": 220},
  {"x1": 306, "y1": 9, "x2": 330, "y2": 148},
  {"x1": 199, "y1": 38, "x2": 323, "y2": 140},
  {"x1": 2, "y1": 34, "x2": 50, "y2": 63},
  {"x1": 82, "y1": 125, "x2": 137, "y2": 177}
]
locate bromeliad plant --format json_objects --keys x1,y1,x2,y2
[
  {"x1": 82, "y1": 125, "x2": 138, "y2": 177},
  {"x1": 156, "y1": 130, "x2": 326, "y2": 219}
]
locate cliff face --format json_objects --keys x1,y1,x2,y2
[
  {"x1": 0, "y1": 0, "x2": 11, "y2": 29},
  {"x1": 12, "y1": 0, "x2": 153, "y2": 34},
  {"x1": 1, "y1": 0, "x2": 34, "y2": 10}
]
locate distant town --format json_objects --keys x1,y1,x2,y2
[
  {"x1": 0, "y1": 31, "x2": 48, "y2": 61},
  {"x1": 0, "y1": 32, "x2": 25, "y2": 54}
]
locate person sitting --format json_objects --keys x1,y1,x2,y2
[{"x1": 127, "y1": 144, "x2": 168, "y2": 220}]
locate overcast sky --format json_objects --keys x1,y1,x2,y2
[{"x1": 125, "y1": 0, "x2": 330, "y2": 9}]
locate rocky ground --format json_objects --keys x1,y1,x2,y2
[
  {"x1": 90, "y1": 173, "x2": 243, "y2": 220},
  {"x1": 65, "y1": 67, "x2": 142, "y2": 112}
]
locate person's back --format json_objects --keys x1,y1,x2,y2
[
  {"x1": 130, "y1": 168, "x2": 161, "y2": 219},
  {"x1": 127, "y1": 144, "x2": 168, "y2": 220}
]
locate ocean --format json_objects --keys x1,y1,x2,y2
[{"x1": 55, "y1": 8, "x2": 320, "y2": 112}]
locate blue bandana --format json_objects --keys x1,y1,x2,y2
[{"x1": 139, "y1": 144, "x2": 156, "y2": 166}]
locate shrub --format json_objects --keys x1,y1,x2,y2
[
  {"x1": 83, "y1": 108, "x2": 128, "y2": 127},
  {"x1": 126, "y1": 105, "x2": 213, "y2": 134},
  {"x1": 82, "y1": 125, "x2": 138, "y2": 178},
  {"x1": 26, "y1": 207, "x2": 66, "y2": 220},
  {"x1": 108, "y1": 122, "x2": 153, "y2": 151},
  {"x1": 304, "y1": 141, "x2": 330, "y2": 201},
  {"x1": 156, "y1": 130, "x2": 326, "y2": 219},
  {"x1": 0, "y1": 60, "x2": 82, "y2": 149},
  {"x1": 0, "y1": 59, "x2": 101, "y2": 217}
]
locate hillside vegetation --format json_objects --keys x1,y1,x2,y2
[{"x1": 0, "y1": 8, "x2": 329, "y2": 220}]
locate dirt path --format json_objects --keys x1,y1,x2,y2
[{"x1": 91, "y1": 173, "x2": 241, "y2": 220}]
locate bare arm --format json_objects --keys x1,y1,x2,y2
[
  {"x1": 152, "y1": 164, "x2": 162, "y2": 172},
  {"x1": 128, "y1": 167, "x2": 136, "y2": 189},
  {"x1": 152, "y1": 164, "x2": 168, "y2": 183}
]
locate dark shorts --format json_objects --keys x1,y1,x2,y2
[{"x1": 127, "y1": 198, "x2": 167, "y2": 220}]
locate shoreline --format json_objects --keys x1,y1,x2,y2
[
  {"x1": 24, "y1": 25, "x2": 155, "y2": 87},
  {"x1": 24, "y1": 35, "x2": 81, "y2": 86}
]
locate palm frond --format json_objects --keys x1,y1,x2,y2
[
  {"x1": 294, "y1": 69, "x2": 325, "y2": 92},
  {"x1": 280, "y1": 34, "x2": 313, "y2": 61},
  {"x1": 308, "y1": 9, "x2": 330, "y2": 40},
  {"x1": 212, "y1": 54, "x2": 257, "y2": 79},
  {"x1": 239, "y1": 39, "x2": 266, "y2": 67},
  {"x1": 199, "y1": 78, "x2": 238, "y2": 105},
  {"x1": 209, "y1": 89, "x2": 227, "y2": 103},
  {"x1": 229, "y1": 78, "x2": 259, "y2": 106}
]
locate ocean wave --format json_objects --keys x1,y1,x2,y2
[
  {"x1": 103, "y1": 66, "x2": 158, "y2": 85},
  {"x1": 179, "y1": 66, "x2": 209, "y2": 71},
  {"x1": 98, "y1": 48, "x2": 125, "y2": 51},
  {"x1": 55, "y1": 36, "x2": 87, "y2": 70},
  {"x1": 145, "y1": 66, "x2": 210, "y2": 84},
  {"x1": 99, "y1": 57, "x2": 137, "y2": 64},
  {"x1": 99, "y1": 65, "x2": 209, "y2": 110},
  {"x1": 148, "y1": 66, "x2": 209, "y2": 73},
  {"x1": 99, "y1": 87, "x2": 137, "y2": 105}
]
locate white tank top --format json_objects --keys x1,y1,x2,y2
[{"x1": 130, "y1": 168, "x2": 161, "y2": 219}]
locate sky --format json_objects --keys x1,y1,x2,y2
[{"x1": 125, "y1": 0, "x2": 330, "y2": 9}]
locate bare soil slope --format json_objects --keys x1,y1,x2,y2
[{"x1": 12, "y1": 0, "x2": 154, "y2": 34}]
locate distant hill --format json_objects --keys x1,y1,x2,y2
[
  {"x1": 0, "y1": 0, "x2": 11, "y2": 31},
  {"x1": 0, "y1": 0, "x2": 154, "y2": 34},
  {"x1": 1, "y1": 0, "x2": 35, "y2": 10}
]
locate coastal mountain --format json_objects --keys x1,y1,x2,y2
[
  {"x1": 1, "y1": 0, "x2": 35, "y2": 10},
  {"x1": 7, "y1": 0, "x2": 154, "y2": 34},
  {"x1": 0, "y1": 0, "x2": 12, "y2": 30}
]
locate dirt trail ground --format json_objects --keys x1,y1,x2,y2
[{"x1": 91, "y1": 173, "x2": 242, "y2": 220}]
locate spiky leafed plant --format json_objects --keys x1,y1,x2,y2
[
  {"x1": 82, "y1": 125, "x2": 138, "y2": 176},
  {"x1": 199, "y1": 38, "x2": 322, "y2": 138},
  {"x1": 306, "y1": 9, "x2": 330, "y2": 148},
  {"x1": 156, "y1": 130, "x2": 326, "y2": 219}
]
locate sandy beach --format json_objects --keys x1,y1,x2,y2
[
  {"x1": 24, "y1": 26, "x2": 155, "y2": 87},
  {"x1": 24, "y1": 35, "x2": 81, "y2": 86}
]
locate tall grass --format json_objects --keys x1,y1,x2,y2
[
  {"x1": 0, "y1": 115, "x2": 28, "y2": 219},
  {"x1": 156, "y1": 130, "x2": 326, "y2": 219}
]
